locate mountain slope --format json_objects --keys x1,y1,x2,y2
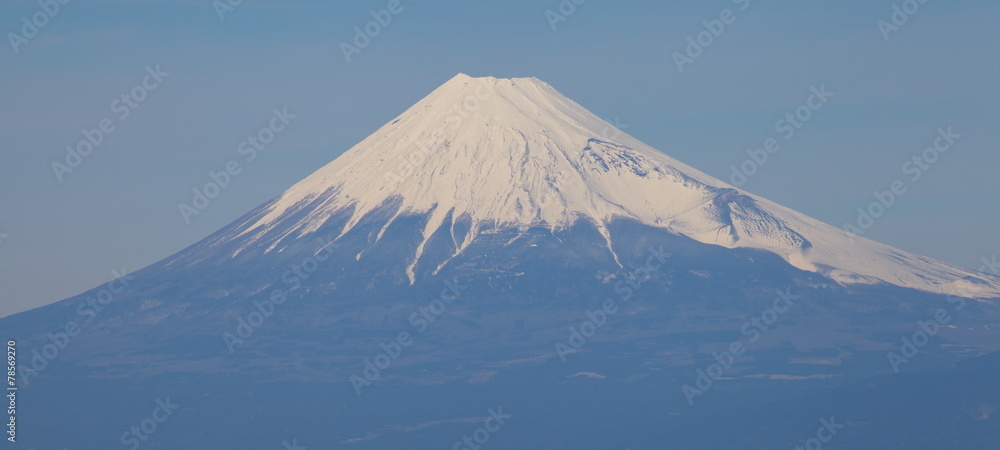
[{"x1": 212, "y1": 73, "x2": 997, "y2": 297}]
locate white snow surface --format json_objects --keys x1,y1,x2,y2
[{"x1": 230, "y1": 73, "x2": 999, "y2": 297}]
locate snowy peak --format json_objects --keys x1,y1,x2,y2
[
  {"x1": 237, "y1": 73, "x2": 730, "y2": 236},
  {"x1": 224, "y1": 74, "x2": 1000, "y2": 298}
]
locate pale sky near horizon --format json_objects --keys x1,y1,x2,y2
[{"x1": 1, "y1": 0, "x2": 999, "y2": 317}]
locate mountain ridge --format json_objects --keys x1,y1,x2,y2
[{"x1": 202, "y1": 73, "x2": 998, "y2": 297}]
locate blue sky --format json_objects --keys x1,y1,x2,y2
[{"x1": 1, "y1": 0, "x2": 998, "y2": 317}]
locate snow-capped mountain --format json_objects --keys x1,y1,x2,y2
[
  {"x1": 7, "y1": 74, "x2": 1000, "y2": 450},
  {"x1": 218, "y1": 73, "x2": 998, "y2": 297}
]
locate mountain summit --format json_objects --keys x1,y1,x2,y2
[{"x1": 215, "y1": 73, "x2": 996, "y2": 296}]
